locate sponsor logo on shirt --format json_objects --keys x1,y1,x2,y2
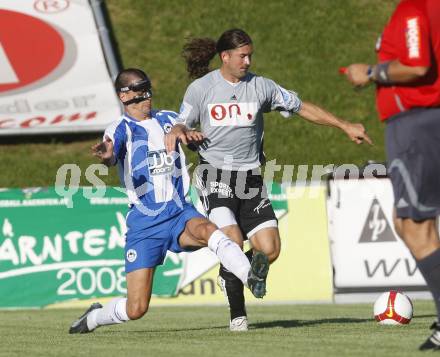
[
  {"x1": 406, "y1": 17, "x2": 420, "y2": 59},
  {"x1": 207, "y1": 102, "x2": 258, "y2": 126},
  {"x1": 147, "y1": 149, "x2": 174, "y2": 176},
  {"x1": 375, "y1": 34, "x2": 382, "y2": 52}
]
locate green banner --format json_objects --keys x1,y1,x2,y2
[
  {"x1": 0, "y1": 183, "x2": 286, "y2": 308},
  {"x1": 0, "y1": 187, "x2": 182, "y2": 308}
]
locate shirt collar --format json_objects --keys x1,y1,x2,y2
[{"x1": 123, "y1": 110, "x2": 157, "y2": 122}]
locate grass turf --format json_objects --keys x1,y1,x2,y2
[
  {"x1": 0, "y1": 0, "x2": 400, "y2": 187},
  {"x1": 0, "y1": 301, "x2": 435, "y2": 357}
]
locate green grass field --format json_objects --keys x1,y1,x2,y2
[
  {"x1": 0, "y1": 301, "x2": 436, "y2": 357},
  {"x1": 1, "y1": 3, "x2": 435, "y2": 356},
  {"x1": 0, "y1": 0, "x2": 400, "y2": 187}
]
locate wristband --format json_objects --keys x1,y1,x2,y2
[
  {"x1": 373, "y1": 62, "x2": 392, "y2": 84},
  {"x1": 367, "y1": 65, "x2": 374, "y2": 81}
]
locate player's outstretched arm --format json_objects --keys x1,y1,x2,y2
[
  {"x1": 91, "y1": 136, "x2": 116, "y2": 167},
  {"x1": 298, "y1": 101, "x2": 373, "y2": 145}
]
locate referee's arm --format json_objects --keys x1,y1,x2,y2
[{"x1": 346, "y1": 61, "x2": 429, "y2": 87}]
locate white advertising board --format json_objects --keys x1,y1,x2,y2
[
  {"x1": 327, "y1": 178, "x2": 427, "y2": 291},
  {"x1": 0, "y1": 0, "x2": 121, "y2": 135}
]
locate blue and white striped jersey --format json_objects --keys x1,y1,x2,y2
[{"x1": 104, "y1": 110, "x2": 190, "y2": 216}]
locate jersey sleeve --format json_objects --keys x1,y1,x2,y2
[
  {"x1": 103, "y1": 120, "x2": 127, "y2": 163},
  {"x1": 262, "y1": 78, "x2": 302, "y2": 118},
  {"x1": 395, "y1": 2, "x2": 431, "y2": 67},
  {"x1": 159, "y1": 110, "x2": 179, "y2": 125},
  {"x1": 176, "y1": 83, "x2": 201, "y2": 128}
]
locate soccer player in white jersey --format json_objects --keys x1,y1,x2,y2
[
  {"x1": 69, "y1": 68, "x2": 270, "y2": 334},
  {"x1": 165, "y1": 29, "x2": 372, "y2": 331}
]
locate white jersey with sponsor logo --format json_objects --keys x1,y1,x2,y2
[{"x1": 177, "y1": 69, "x2": 302, "y2": 170}]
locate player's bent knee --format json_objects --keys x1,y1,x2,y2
[
  {"x1": 262, "y1": 245, "x2": 280, "y2": 263},
  {"x1": 199, "y1": 221, "x2": 218, "y2": 241},
  {"x1": 268, "y1": 248, "x2": 280, "y2": 263}
]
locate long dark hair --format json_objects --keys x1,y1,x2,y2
[{"x1": 182, "y1": 29, "x2": 252, "y2": 79}]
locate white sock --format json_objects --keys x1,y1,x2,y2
[
  {"x1": 208, "y1": 230, "x2": 250, "y2": 286},
  {"x1": 87, "y1": 297, "x2": 130, "y2": 331}
]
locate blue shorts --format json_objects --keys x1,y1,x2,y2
[{"x1": 124, "y1": 203, "x2": 204, "y2": 273}]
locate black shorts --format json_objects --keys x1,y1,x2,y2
[
  {"x1": 194, "y1": 162, "x2": 278, "y2": 238},
  {"x1": 386, "y1": 107, "x2": 440, "y2": 221}
]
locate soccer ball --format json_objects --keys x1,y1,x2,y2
[{"x1": 373, "y1": 290, "x2": 413, "y2": 325}]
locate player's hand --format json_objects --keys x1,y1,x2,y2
[
  {"x1": 343, "y1": 122, "x2": 373, "y2": 145},
  {"x1": 91, "y1": 136, "x2": 114, "y2": 161},
  {"x1": 165, "y1": 124, "x2": 187, "y2": 153},
  {"x1": 187, "y1": 137, "x2": 211, "y2": 152},
  {"x1": 344, "y1": 64, "x2": 371, "y2": 87},
  {"x1": 165, "y1": 124, "x2": 204, "y2": 153},
  {"x1": 185, "y1": 129, "x2": 205, "y2": 144}
]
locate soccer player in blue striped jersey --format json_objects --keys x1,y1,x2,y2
[{"x1": 69, "y1": 68, "x2": 269, "y2": 334}]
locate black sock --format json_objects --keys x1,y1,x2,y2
[
  {"x1": 416, "y1": 248, "x2": 440, "y2": 321},
  {"x1": 245, "y1": 249, "x2": 253, "y2": 263},
  {"x1": 219, "y1": 263, "x2": 246, "y2": 320}
]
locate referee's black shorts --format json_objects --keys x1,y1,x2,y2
[
  {"x1": 194, "y1": 162, "x2": 277, "y2": 238},
  {"x1": 386, "y1": 107, "x2": 440, "y2": 221}
]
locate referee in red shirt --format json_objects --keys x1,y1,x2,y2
[{"x1": 344, "y1": 0, "x2": 440, "y2": 350}]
